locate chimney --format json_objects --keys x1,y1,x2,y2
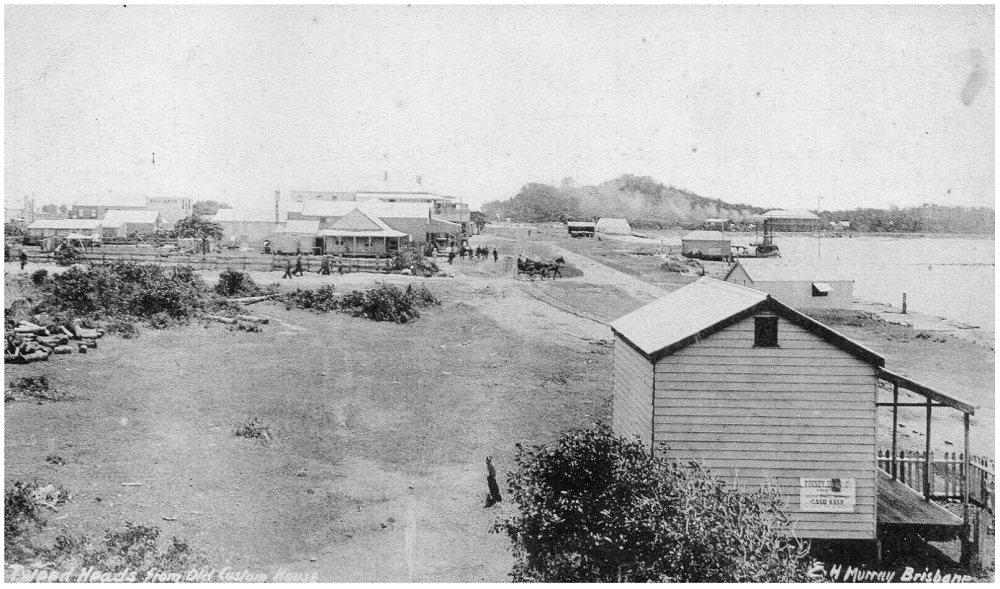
[{"x1": 274, "y1": 190, "x2": 280, "y2": 223}]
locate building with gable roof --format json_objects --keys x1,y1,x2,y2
[
  {"x1": 724, "y1": 258, "x2": 854, "y2": 310},
  {"x1": 611, "y1": 278, "x2": 975, "y2": 550}
]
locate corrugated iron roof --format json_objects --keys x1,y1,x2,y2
[
  {"x1": 273, "y1": 220, "x2": 320, "y2": 234},
  {"x1": 726, "y1": 259, "x2": 855, "y2": 283},
  {"x1": 27, "y1": 219, "x2": 104, "y2": 230},
  {"x1": 761, "y1": 209, "x2": 820, "y2": 220},
  {"x1": 212, "y1": 208, "x2": 276, "y2": 223},
  {"x1": 596, "y1": 218, "x2": 632, "y2": 233},
  {"x1": 101, "y1": 209, "x2": 161, "y2": 226},
  {"x1": 611, "y1": 277, "x2": 883, "y2": 366},
  {"x1": 317, "y1": 228, "x2": 406, "y2": 238},
  {"x1": 682, "y1": 230, "x2": 730, "y2": 241},
  {"x1": 611, "y1": 278, "x2": 767, "y2": 358},
  {"x1": 328, "y1": 208, "x2": 394, "y2": 232}
]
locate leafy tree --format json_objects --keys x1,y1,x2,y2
[
  {"x1": 192, "y1": 200, "x2": 231, "y2": 217},
  {"x1": 41, "y1": 204, "x2": 58, "y2": 214},
  {"x1": 4, "y1": 221, "x2": 26, "y2": 237},
  {"x1": 174, "y1": 215, "x2": 223, "y2": 254},
  {"x1": 494, "y1": 423, "x2": 812, "y2": 583},
  {"x1": 469, "y1": 211, "x2": 488, "y2": 232}
]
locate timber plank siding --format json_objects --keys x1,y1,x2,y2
[
  {"x1": 652, "y1": 315, "x2": 878, "y2": 541},
  {"x1": 612, "y1": 336, "x2": 654, "y2": 446}
]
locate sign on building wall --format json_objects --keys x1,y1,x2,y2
[{"x1": 799, "y1": 478, "x2": 856, "y2": 512}]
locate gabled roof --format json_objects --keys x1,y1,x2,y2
[
  {"x1": 610, "y1": 278, "x2": 883, "y2": 366},
  {"x1": 27, "y1": 219, "x2": 103, "y2": 230},
  {"x1": 328, "y1": 208, "x2": 391, "y2": 232},
  {"x1": 273, "y1": 220, "x2": 320, "y2": 234},
  {"x1": 724, "y1": 259, "x2": 855, "y2": 283},
  {"x1": 596, "y1": 218, "x2": 632, "y2": 232},
  {"x1": 212, "y1": 208, "x2": 276, "y2": 223},
  {"x1": 101, "y1": 209, "x2": 162, "y2": 226},
  {"x1": 682, "y1": 230, "x2": 730, "y2": 241}
]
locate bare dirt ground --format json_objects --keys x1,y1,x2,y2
[{"x1": 4, "y1": 228, "x2": 993, "y2": 579}]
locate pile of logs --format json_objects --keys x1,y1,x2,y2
[
  {"x1": 5, "y1": 319, "x2": 102, "y2": 364},
  {"x1": 204, "y1": 313, "x2": 270, "y2": 331}
]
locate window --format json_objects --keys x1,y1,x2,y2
[
  {"x1": 754, "y1": 316, "x2": 779, "y2": 347},
  {"x1": 812, "y1": 282, "x2": 832, "y2": 297}
]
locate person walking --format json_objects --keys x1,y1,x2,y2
[
  {"x1": 294, "y1": 255, "x2": 305, "y2": 276},
  {"x1": 282, "y1": 258, "x2": 293, "y2": 279},
  {"x1": 19, "y1": 249, "x2": 28, "y2": 270},
  {"x1": 492, "y1": 248, "x2": 498, "y2": 262}
]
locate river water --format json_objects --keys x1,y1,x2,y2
[{"x1": 776, "y1": 235, "x2": 994, "y2": 332}]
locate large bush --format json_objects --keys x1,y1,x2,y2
[
  {"x1": 43, "y1": 262, "x2": 210, "y2": 322},
  {"x1": 494, "y1": 423, "x2": 812, "y2": 582},
  {"x1": 214, "y1": 268, "x2": 262, "y2": 297},
  {"x1": 286, "y1": 283, "x2": 439, "y2": 323}
]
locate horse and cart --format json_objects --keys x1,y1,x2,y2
[{"x1": 515, "y1": 256, "x2": 564, "y2": 280}]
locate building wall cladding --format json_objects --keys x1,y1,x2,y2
[
  {"x1": 651, "y1": 314, "x2": 877, "y2": 540},
  {"x1": 219, "y1": 221, "x2": 277, "y2": 246},
  {"x1": 612, "y1": 336, "x2": 653, "y2": 446},
  {"x1": 682, "y1": 238, "x2": 730, "y2": 258}
]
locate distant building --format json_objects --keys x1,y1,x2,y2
[
  {"x1": 267, "y1": 220, "x2": 321, "y2": 255},
  {"x1": 101, "y1": 209, "x2": 163, "y2": 238},
  {"x1": 567, "y1": 221, "x2": 595, "y2": 237},
  {"x1": 681, "y1": 230, "x2": 731, "y2": 260},
  {"x1": 595, "y1": 218, "x2": 632, "y2": 235},
  {"x1": 761, "y1": 209, "x2": 821, "y2": 232},
  {"x1": 703, "y1": 217, "x2": 730, "y2": 231},
  {"x1": 290, "y1": 201, "x2": 460, "y2": 246},
  {"x1": 316, "y1": 208, "x2": 408, "y2": 256},
  {"x1": 26, "y1": 219, "x2": 104, "y2": 239},
  {"x1": 211, "y1": 208, "x2": 278, "y2": 247},
  {"x1": 145, "y1": 197, "x2": 192, "y2": 224},
  {"x1": 69, "y1": 200, "x2": 145, "y2": 220},
  {"x1": 723, "y1": 258, "x2": 854, "y2": 310}
]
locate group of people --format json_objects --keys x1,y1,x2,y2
[{"x1": 446, "y1": 244, "x2": 499, "y2": 265}]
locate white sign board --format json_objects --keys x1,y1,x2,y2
[{"x1": 800, "y1": 478, "x2": 856, "y2": 512}]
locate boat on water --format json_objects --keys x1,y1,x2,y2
[{"x1": 732, "y1": 217, "x2": 781, "y2": 258}]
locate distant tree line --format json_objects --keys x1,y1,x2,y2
[
  {"x1": 480, "y1": 175, "x2": 994, "y2": 235},
  {"x1": 819, "y1": 205, "x2": 994, "y2": 235}
]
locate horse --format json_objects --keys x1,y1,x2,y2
[
  {"x1": 538, "y1": 256, "x2": 565, "y2": 279},
  {"x1": 516, "y1": 257, "x2": 545, "y2": 280}
]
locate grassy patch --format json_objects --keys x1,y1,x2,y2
[
  {"x1": 5, "y1": 375, "x2": 71, "y2": 402},
  {"x1": 234, "y1": 417, "x2": 272, "y2": 441}
]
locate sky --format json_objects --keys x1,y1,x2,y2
[{"x1": 4, "y1": 4, "x2": 995, "y2": 211}]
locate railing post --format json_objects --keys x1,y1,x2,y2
[
  {"x1": 891, "y1": 383, "x2": 899, "y2": 479},
  {"x1": 963, "y1": 413, "x2": 970, "y2": 528},
  {"x1": 924, "y1": 398, "x2": 932, "y2": 500}
]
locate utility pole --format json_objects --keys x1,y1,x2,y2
[{"x1": 817, "y1": 193, "x2": 822, "y2": 259}]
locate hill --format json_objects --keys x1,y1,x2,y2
[{"x1": 481, "y1": 175, "x2": 764, "y2": 228}]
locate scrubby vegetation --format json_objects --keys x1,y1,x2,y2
[
  {"x1": 285, "y1": 283, "x2": 440, "y2": 323},
  {"x1": 494, "y1": 423, "x2": 813, "y2": 582},
  {"x1": 8, "y1": 262, "x2": 244, "y2": 336},
  {"x1": 5, "y1": 480, "x2": 206, "y2": 580},
  {"x1": 214, "y1": 268, "x2": 263, "y2": 298},
  {"x1": 234, "y1": 417, "x2": 271, "y2": 441},
  {"x1": 5, "y1": 375, "x2": 70, "y2": 402}
]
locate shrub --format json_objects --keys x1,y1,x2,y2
[
  {"x1": 215, "y1": 269, "x2": 262, "y2": 297},
  {"x1": 5, "y1": 481, "x2": 45, "y2": 559},
  {"x1": 43, "y1": 263, "x2": 210, "y2": 323},
  {"x1": 234, "y1": 417, "x2": 271, "y2": 441},
  {"x1": 104, "y1": 319, "x2": 140, "y2": 339},
  {"x1": 494, "y1": 423, "x2": 812, "y2": 582},
  {"x1": 30, "y1": 269, "x2": 48, "y2": 285},
  {"x1": 6, "y1": 376, "x2": 67, "y2": 402}
]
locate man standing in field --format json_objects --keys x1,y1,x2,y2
[
  {"x1": 283, "y1": 258, "x2": 293, "y2": 279},
  {"x1": 19, "y1": 249, "x2": 27, "y2": 270},
  {"x1": 294, "y1": 255, "x2": 305, "y2": 276},
  {"x1": 493, "y1": 248, "x2": 498, "y2": 262}
]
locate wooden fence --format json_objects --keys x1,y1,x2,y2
[
  {"x1": 878, "y1": 450, "x2": 994, "y2": 512},
  {"x1": 24, "y1": 251, "x2": 394, "y2": 274}
]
